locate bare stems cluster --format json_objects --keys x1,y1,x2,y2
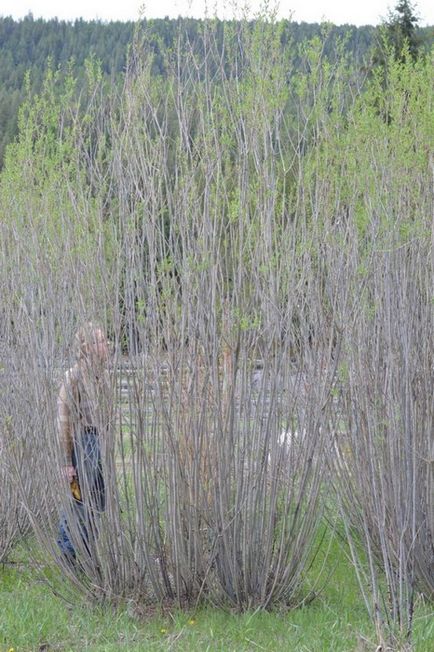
[{"x1": 0, "y1": 18, "x2": 432, "y2": 646}]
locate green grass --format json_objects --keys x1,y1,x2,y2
[{"x1": 1, "y1": 532, "x2": 433, "y2": 652}]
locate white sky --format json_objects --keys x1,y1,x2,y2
[{"x1": 0, "y1": 1, "x2": 433, "y2": 27}]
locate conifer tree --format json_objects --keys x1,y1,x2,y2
[{"x1": 385, "y1": 0, "x2": 420, "y2": 60}]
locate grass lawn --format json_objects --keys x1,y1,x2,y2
[{"x1": 1, "y1": 530, "x2": 433, "y2": 652}]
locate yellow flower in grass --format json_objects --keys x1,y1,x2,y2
[
  {"x1": 188, "y1": 618, "x2": 196, "y2": 625},
  {"x1": 160, "y1": 628, "x2": 167, "y2": 634}
]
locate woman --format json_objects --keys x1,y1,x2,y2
[{"x1": 57, "y1": 323, "x2": 111, "y2": 564}]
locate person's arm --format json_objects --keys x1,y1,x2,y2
[{"x1": 58, "y1": 375, "x2": 76, "y2": 481}]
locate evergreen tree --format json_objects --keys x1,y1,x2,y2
[{"x1": 385, "y1": 0, "x2": 420, "y2": 60}]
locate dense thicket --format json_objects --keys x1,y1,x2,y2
[
  {"x1": 1, "y1": 14, "x2": 433, "y2": 165},
  {"x1": 0, "y1": 14, "x2": 432, "y2": 649}
]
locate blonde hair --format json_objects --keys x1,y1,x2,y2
[{"x1": 73, "y1": 322, "x2": 105, "y2": 361}]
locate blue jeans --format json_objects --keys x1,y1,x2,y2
[{"x1": 57, "y1": 428, "x2": 105, "y2": 560}]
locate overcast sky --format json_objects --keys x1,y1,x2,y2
[{"x1": 1, "y1": 1, "x2": 433, "y2": 27}]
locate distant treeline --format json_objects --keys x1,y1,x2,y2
[{"x1": 0, "y1": 14, "x2": 433, "y2": 165}]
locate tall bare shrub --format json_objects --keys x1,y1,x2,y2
[
  {"x1": 319, "y1": 52, "x2": 434, "y2": 647},
  {"x1": 0, "y1": 19, "x2": 344, "y2": 608}
]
